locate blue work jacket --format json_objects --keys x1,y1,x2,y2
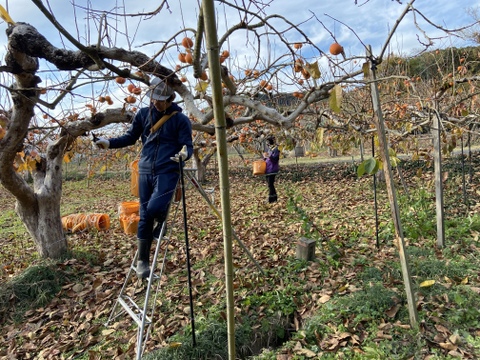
[{"x1": 109, "y1": 102, "x2": 193, "y2": 175}]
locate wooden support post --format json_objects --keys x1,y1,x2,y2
[
  {"x1": 296, "y1": 237, "x2": 316, "y2": 261},
  {"x1": 432, "y1": 112, "x2": 445, "y2": 247},
  {"x1": 367, "y1": 45, "x2": 418, "y2": 328}
]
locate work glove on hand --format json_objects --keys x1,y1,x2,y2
[
  {"x1": 171, "y1": 145, "x2": 188, "y2": 162},
  {"x1": 95, "y1": 138, "x2": 110, "y2": 149}
]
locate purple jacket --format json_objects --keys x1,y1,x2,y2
[{"x1": 264, "y1": 147, "x2": 280, "y2": 174}]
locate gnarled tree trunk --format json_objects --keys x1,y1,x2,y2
[
  {"x1": 0, "y1": 23, "x2": 133, "y2": 259},
  {"x1": 192, "y1": 147, "x2": 216, "y2": 183},
  {"x1": 16, "y1": 188, "x2": 66, "y2": 258},
  {"x1": 0, "y1": 56, "x2": 68, "y2": 257},
  {"x1": 15, "y1": 136, "x2": 68, "y2": 258}
]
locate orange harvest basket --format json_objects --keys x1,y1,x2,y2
[
  {"x1": 119, "y1": 214, "x2": 140, "y2": 235},
  {"x1": 118, "y1": 201, "x2": 140, "y2": 217},
  {"x1": 253, "y1": 160, "x2": 266, "y2": 176},
  {"x1": 118, "y1": 201, "x2": 140, "y2": 235}
]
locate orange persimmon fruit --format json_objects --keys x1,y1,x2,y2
[
  {"x1": 182, "y1": 37, "x2": 194, "y2": 49},
  {"x1": 178, "y1": 53, "x2": 187, "y2": 63},
  {"x1": 329, "y1": 43, "x2": 344, "y2": 56},
  {"x1": 127, "y1": 84, "x2": 136, "y2": 93}
]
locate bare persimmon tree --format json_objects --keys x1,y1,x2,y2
[{"x1": 0, "y1": 0, "x2": 476, "y2": 259}]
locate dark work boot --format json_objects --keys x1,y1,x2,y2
[
  {"x1": 268, "y1": 193, "x2": 278, "y2": 203},
  {"x1": 153, "y1": 211, "x2": 168, "y2": 240},
  {"x1": 136, "y1": 239, "x2": 151, "y2": 279}
]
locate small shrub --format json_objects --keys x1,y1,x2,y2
[
  {"x1": 243, "y1": 288, "x2": 297, "y2": 317},
  {"x1": 445, "y1": 214, "x2": 480, "y2": 242}
]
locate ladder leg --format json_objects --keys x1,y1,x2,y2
[
  {"x1": 105, "y1": 181, "x2": 182, "y2": 359},
  {"x1": 136, "y1": 195, "x2": 182, "y2": 358},
  {"x1": 104, "y1": 250, "x2": 138, "y2": 326}
]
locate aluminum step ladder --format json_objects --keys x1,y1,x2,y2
[{"x1": 105, "y1": 184, "x2": 182, "y2": 360}]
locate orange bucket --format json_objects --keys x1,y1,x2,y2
[
  {"x1": 118, "y1": 201, "x2": 140, "y2": 217},
  {"x1": 118, "y1": 201, "x2": 140, "y2": 234},
  {"x1": 130, "y1": 160, "x2": 139, "y2": 198},
  {"x1": 120, "y1": 214, "x2": 140, "y2": 235},
  {"x1": 253, "y1": 160, "x2": 266, "y2": 176}
]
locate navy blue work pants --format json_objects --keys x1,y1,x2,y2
[{"x1": 137, "y1": 171, "x2": 179, "y2": 240}]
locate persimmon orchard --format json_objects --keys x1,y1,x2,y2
[{"x1": 0, "y1": 0, "x2": 478, "y2": 261}]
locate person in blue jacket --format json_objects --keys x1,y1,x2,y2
[
  {"x1": 263, "y1": 136, "x2": 280, "y2": 203},
  {"x1": 95, "y1": 77, "x2": 193, "y2": 278}
]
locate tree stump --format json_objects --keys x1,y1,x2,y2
[{"x1": 296, "y1": 237, "x2": 316, "y2": 261}]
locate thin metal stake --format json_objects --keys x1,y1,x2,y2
[
  {"x1": 460, "y1": 135, "x2": 469, "y2": 210},
  {"x1": 179, "y1": 158, "x2": 196, "y2": 347},
  {"x1": 372, "y1": 136, "x2": 379, "y2": 248}
]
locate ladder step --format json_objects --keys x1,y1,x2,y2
[
  {"x1": 131, "y1": 265, "x2": 162, "y2": 280},
  {"x1": 153, "y1": 236, "x2": 169, "y2": 242},
  {"x1": 118, "y1": 296, "x2": 152, "y2": 327}
]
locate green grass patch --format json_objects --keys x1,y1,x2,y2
[
  {"x1": 445, "y1": 213, "x2": 480, "y2": 241},
  {"x1": 442, "y1": 286, "x2": 480, "y2": 329},
  {"x1": 0, "y1": 262, "x2": 68, "y2": 323},
  {"x1": 145, "y1": 312, "x2": 290, "y2": 360},
  {"x1": 398, "y1": 188, "x2": 437, "y2": 240},
  {"x1": 0, "y1": 209, "x2": 28, "y2": 239}
]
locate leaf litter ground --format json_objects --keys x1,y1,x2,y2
[{"x1": 1, "y1": 159, "x2": 480, "y2": 359}]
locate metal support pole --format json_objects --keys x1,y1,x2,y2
[
  {"x1": 179, "y1": 158, "x2": 196, "y2": 346},
  {"x1": 372, "y1": 136, "x2": 379, "y2": 248}
]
